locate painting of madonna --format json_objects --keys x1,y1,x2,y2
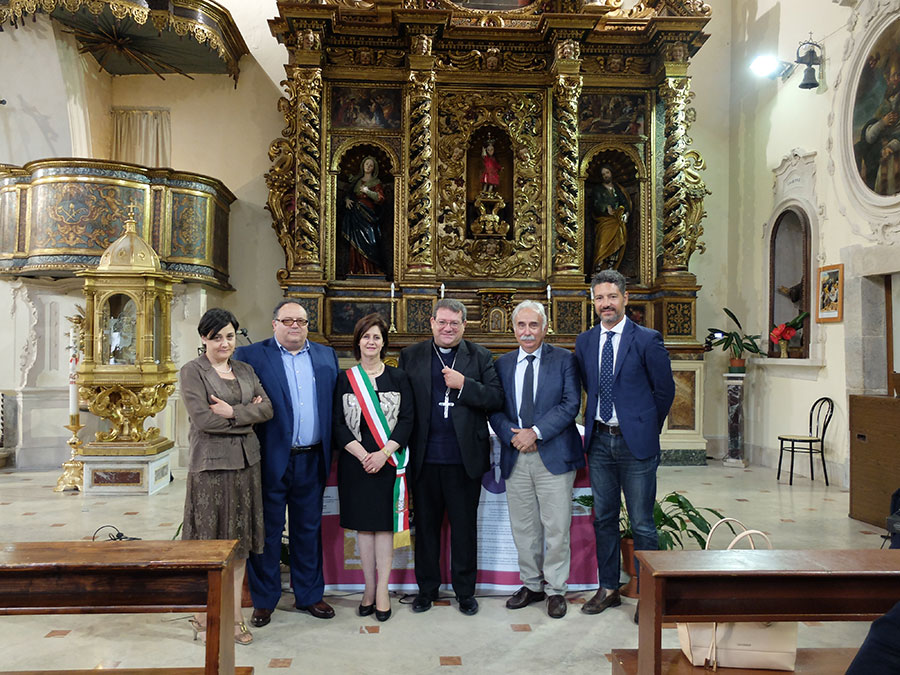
[{"x1": 340, "y1": 155, "x2": 391, "y2": 277}]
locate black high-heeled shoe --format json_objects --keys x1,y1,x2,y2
[
  {"x1": 358, "y1": 603, "x2": 375, "y2": 617},
  {"x1": 375, "y1": 606, "x2": 392, "y2": 622}
]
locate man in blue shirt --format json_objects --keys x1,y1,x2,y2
[{"x1": 235, "y1": 300, "x2": 339, "y2": 627}]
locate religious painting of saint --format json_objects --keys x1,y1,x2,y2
[
  {"x1": 331, "y1": 86, "x2": 401, "y2": 130},
  {"x1": 852, "y1": 18, "x2": 900, "y2": 196},
  {"x1": 584, "y1": 152, "x2": 640, "y2": 283},
  {"x1": 336, "y1": 147, "x2": 394, "y2": 279},
  {"x1": 331, "y1": 301, "x2": 390, "y2": 335},
  {"x1": 578, "y1": 93, "x2": 646, "y2": 135},
  {"x1": 816, "y1": 264, "x2": 843, "y2": 323}
]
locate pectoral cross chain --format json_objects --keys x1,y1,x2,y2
[{"x1": 433, "y1": 343, "x2": 459, "y2": 420}]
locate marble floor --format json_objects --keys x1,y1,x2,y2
[{"x1": 0, "y1": 463, "x2": 886, "y2": 673}]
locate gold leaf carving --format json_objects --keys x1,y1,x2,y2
[
  {"x1": 407, "y1": 70, "x2": 435, "y2": 271},
  {"x1": 552, "y1": 73, "x2": 582, "y2": 273},
  {"x1": 435, "y1": 90, "x2": 543, "y2": 278},
  {"x1": 266, "y1": 67, "x2": 323, "y2": 279}
]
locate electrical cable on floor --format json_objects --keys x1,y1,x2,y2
[{"x1": 91, "y1": 524, "x2": 141, "y2": 541}]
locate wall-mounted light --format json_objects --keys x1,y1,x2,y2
[{"x1": 750, "y1": 54, "x2": 795, "y2": 80}]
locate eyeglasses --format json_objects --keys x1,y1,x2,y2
[
  {"x1": 435, "y1": 319, "x2": 462, "y2": 329},
  {"x1": 277, "y1": 318, "x2": 309, "y2": 327}
]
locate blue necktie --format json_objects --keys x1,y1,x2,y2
[
  {"x1": 519, "y1": 354, "x2": 536, "y2": 428},
  {"x1": 598, "y1": 332, "x2": 614, "y2": 422}
]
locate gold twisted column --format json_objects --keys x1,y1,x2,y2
[
  {"x1": 552, "y1": 73, "x2": 582, "y2": 274},
  {"x1": 406, "y1": 70, "x2": 435, "y2": 273},
  {"x1": 658, "y1": 76, "x2": 708, "y2": 274},
  {"x1": 266, "y1": 66, "x2": 323, "y2": 282}
]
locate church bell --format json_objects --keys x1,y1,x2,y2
[{"x1": 798, "y1": 64, "x2": 819, "y2": 89}]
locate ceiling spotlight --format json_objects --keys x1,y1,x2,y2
[{"x1": 750, "y1": 54, "x2": 795, "y2": 80}]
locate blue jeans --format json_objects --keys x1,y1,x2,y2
[{"x1": 587, "y1": 429, "x2": 659, "y2": 590}]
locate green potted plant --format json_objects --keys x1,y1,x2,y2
[
  {"x1": 705, "y1": 307, "x2": 764, "y2": 372},
  {"x1": 574, "y1": 491, "x2": 730, "y2": 597}
]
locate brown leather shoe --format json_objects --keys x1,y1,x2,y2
[
  {"x1": 581, "y1": 588, "x2": 621, "y2": 615},
  {"x1": 505, "y1": 586, "x2": 546, "y2": 610},
  {"x1": 547, "y1": 594, "x2": 567, "y2": 619},
  {"x1": 250, "y1": 607, "x2": 272, "y2": 627},
  {"x1": 296, "y1": 600, "x2": 335, "y2": 619}
]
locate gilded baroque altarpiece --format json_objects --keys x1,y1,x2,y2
[{"x1": 266, "y1": 0, "x2": 711, "y2": 370}]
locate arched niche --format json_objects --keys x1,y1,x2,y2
[
  {"x1": 768, "y1": 207, "x2": 811, "y2": 358},
  {"x1": 466, "y1": 124, "x2": 513, "y2": 226},
  {"x1": 580, "y1": 144, "x2": 648, "y2": 286},
  {"x1": 764, "y1": 149, "x2": 823, "y2": 363},
  {"x1": 331, "y1": 141, "x2": 399, "y2": 281}
]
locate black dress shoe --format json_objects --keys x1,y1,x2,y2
[
  {"x1": 358, "y1": 603, "x2": 375, "y2": 617},
  {"x1": 250, "y1": 607, "x2": 272, "y2": 627},
  {"x1": 633, "y1": 601, "x2": 639, "y2": 624},
  {"x1": 375, "y1": 607, "x2": 392, "y2": 622},
  {"x1": 581, "y1": 588, "x2": 622, "y2": 615},
  {"x1": 457, "y1": 596, "x2": 479, "y2": 616},
  {"x1": 411, "y1": 594, "x2": 434, "y2": 613},
  {"x1": 295, "y1": 600, "x2": 335, "y2": 619},
  {"x1": 506, "y1": 586, "x2": 546, "y2": 610},
  {"x1": 547, "y1": 594, "x2": 567, "y2": 619}
]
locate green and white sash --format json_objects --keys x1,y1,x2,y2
[{"x1": 346, "y1": 364, "x2": 411, "y2": 548}]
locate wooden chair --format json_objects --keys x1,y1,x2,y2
[{"x1": 777, "y1": 396, "x2": 834, "y2": 485}]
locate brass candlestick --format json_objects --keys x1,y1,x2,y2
[
  {"x1": 54, "y1": 413, "x2": 85, "y2": 492},
  {"x1": 546, "y1": 300, "x2": 554, "y2": 335},
  {"x1": 389, "y1": 295, "x2": 398, "y2": 333}
]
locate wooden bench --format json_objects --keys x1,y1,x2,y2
[
  {"x1": 610, "y1": 648, "x2": 858, "y2": 674},
  {"x1": 0, "y1": 540, "x2": 248, "y2": 675},
  {"x1": 616, "y1": 549, "x2": 900, "y2": 675}
]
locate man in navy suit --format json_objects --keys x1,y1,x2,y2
[
  {"x1": 490, "y1": 300, "x2": 584, "y2": 619},
  {"x1": 575, "y1": 270, "x2": 674, "y2": 616},
  {"x1": 234, "y1": 300, "x2": 339, "y2": 627}
]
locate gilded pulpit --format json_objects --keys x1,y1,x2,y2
[{"x1": 265, "y1": 0, "x2": 713, "y2": 461}]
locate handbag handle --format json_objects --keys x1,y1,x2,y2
[
  {"x1": 705, "y1": 517, "x2": 748, "y2": 550},
  {"x1": 726, "y1": 529, "x2": 772, "y2": 550},
  {"x1": 705, "y1": 625, "x2": 718, "y2": 671}
]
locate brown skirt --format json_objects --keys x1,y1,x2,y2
[{"x1": 182, "y1": 461, "x2": 264, "y2": 559}]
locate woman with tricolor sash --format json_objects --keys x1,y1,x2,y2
[{"x1": 334, "y1": 313, "x2": 414, "y2": 622}]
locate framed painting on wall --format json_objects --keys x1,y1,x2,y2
[{"x1": 816, "y1": 264, "x2": 843, "y2": 323}]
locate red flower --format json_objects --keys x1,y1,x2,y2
[
  {"x1": 770, "y1": 323, "x2": 797, "y2": 344},
  {"x1": 769, "y1": 324, "x2": 786, "y2": 344}
]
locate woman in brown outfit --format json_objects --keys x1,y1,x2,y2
[{"x1": 180, "y1": 308, "x2": 273, "y2": 645}]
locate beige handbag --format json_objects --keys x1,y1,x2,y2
[{"x1": 676, "y1": 518, "x2": 799, "y2": 671}]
